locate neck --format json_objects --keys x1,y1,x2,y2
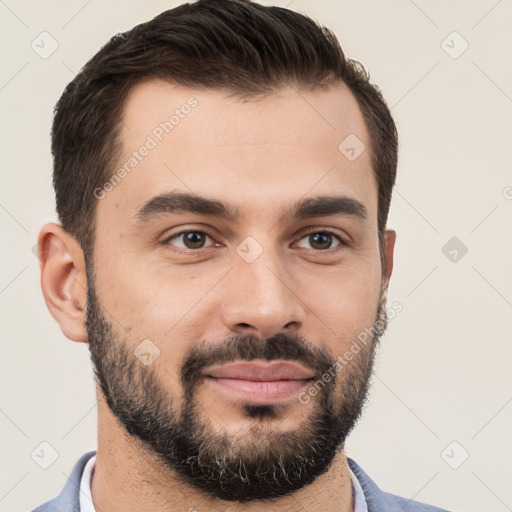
[{"x1": 91, "y1": 394, "x2": 354, "y2": 512}]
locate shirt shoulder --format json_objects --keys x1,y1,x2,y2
[
  {"x1": 347, "y1": 458, "x2": 452, "y2": 512},
  {"x1": 31, "y1": 450, "x2": 97, "y2": 512}
]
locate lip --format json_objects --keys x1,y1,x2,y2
[
  {"x1": 205, "y1": 361, "x2": 315, "y2": 381},
  {"x1": 203, "y1": 361, "x2": 315, "y2": 404}
]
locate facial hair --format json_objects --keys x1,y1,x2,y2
[{"x1": 85, "y1": 256, "x2": 388, "y2": 502}]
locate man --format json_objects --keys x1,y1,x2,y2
[{"x1": 34, "y1": 0, "x2": 450, "y2": 510}]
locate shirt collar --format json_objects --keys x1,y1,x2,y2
[
  {"x1": 349, "y1": 466, "x2": 369, "y2": 512},
  {"x1": 79, "y1": 453, "x2": 96, "y2": 512}
]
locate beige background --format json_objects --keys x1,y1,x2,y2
[{"x1": 1, "y1": 1, "x2": 511, "y2": 511}]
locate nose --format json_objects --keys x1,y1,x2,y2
[{"x1": 220, "y1": 247, "x2": 306, "y2": 340}]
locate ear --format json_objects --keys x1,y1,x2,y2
[
  {"x1": 381, "y1": 229, "x2": 396, "y2": 292},
  {"x1": 37, "y1": 223, "x2": 88, "y2": 343}
]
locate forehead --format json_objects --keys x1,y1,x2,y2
[{"x1": 97, "y1": 78, "x2": 377, "y2": 228}]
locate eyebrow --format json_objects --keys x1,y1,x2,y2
[{"x1": 134, "y1": 191, "x2": 368, "y2": 225}]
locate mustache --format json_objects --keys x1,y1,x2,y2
[{"x1": 180, "y1": 332, "x2": 335, "y2": 391}]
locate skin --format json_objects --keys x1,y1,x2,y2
[{"x1": 38, "y1": 79, "x2": 396, "y2": 511}]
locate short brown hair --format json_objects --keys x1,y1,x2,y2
[{"x1": 52, "y1": 0, "x2": 398, "y2": 263}]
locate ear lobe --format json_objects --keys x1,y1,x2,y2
[
  {"x1": 38, "y1": 223, "x2": 89, "y2": 343},
  {"x1": 382, "y1": 229, "x2": 396, "y2": 292}
]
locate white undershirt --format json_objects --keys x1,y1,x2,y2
[
  {"x1": 79, "y1": 454, "x2": 96, "y2": 512},
  {"x1": 79, "y1": 454, "x2": 367, "y2": 512},
  {"x1": 350, "y1": 464, "x2": 369, "y2": 512}
]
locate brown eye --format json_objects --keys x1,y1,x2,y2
[
  {"x1": 164, "y1": 230, "x2": 214, "y2": 250},
  {"x1": 296, "y1": 230, "x2": 344, "y2": 251}
]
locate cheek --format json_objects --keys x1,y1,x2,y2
[
  {"x1": 302, "y1": 256, "x2": 382, "y2": 345},
  {"x1": 93, "y1": 261, "x2": 196, "y2": 397},
  {"x1": 93, "y1": 256, "x2": 213, "y2": 371},
  {"x1": 94, "y1": 251, "x2": 188, "y2": 324}
]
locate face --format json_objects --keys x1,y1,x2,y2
[{"x1": 85, "y1": 79, "x2": 393, "y2": 501}]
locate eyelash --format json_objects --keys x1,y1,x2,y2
[{"x1": 162, "y1": 228, "x2": 347, "y2": 253}]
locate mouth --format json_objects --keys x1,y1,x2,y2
[{"x1": 203, "y1": 361, "x2": 315, "y2": 404}]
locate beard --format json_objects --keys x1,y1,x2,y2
[{"x1": 85, "y1": 256, "x2": 388, "y2": 502}]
